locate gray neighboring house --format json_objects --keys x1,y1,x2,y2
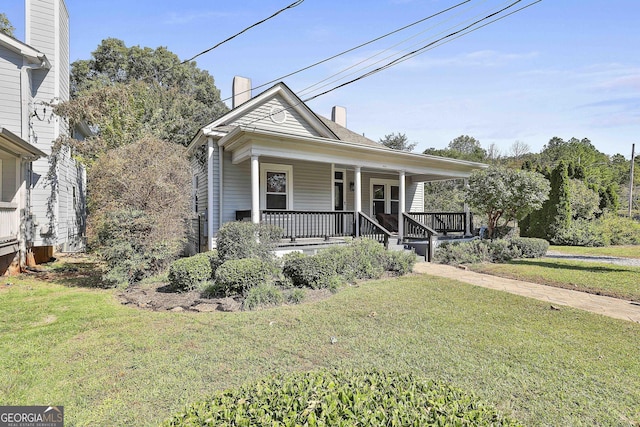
[
  {"x1": 186, "y1": 77, "x2": 487, "y2": 254},
  {"x1": 0, "y1": 0, "x2": 86, "y2": 272}
]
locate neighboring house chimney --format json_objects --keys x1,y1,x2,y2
[
  {"x1": 331, "y1": 106, "x2": 347, "y2": 128},
  {"x1": 232, "y1": 76, "x2": 252, "y2": 109}
]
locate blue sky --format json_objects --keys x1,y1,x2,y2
[{"x1": 4, "y1": 0, "x2": 639, "y2": 158}]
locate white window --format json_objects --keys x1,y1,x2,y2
[
  {"x1": 370, "y1": 178, "x2": 400, "y2": 216},
  {"x1": 261, "y1": 163, "x2": 293, "y2": 210}
]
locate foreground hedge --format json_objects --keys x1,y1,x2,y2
[{"x1": 163, "y1": 370, "x2": 521, "y2": 426}]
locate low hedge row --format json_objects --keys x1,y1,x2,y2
[
  {"x1": 434, "y1": 237, "x2": 549, "y2": 266},
  {"x1": 163, "y1": 370, "x2": 522, "y2": 426}
]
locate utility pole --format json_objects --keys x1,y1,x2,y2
[{"x1": 630, "y1": 143, "x2": 636, "y2": 218}]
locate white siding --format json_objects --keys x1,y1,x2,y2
[
  {"x1": 0, "y1": 46, "x2": 23, "y2": 136},
  {"x1": 407, "y1": 181, "x2": 424, "y2": 212},
  {"x1": 230, "y1": 95, "x2": 322, "y2": 137},
  {"x1": 222, "y1": 150, "x2": 251, "y2": 226}
]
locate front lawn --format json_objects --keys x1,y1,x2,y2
[
  {"x1": 1, "y1": 263, "x2": 639, "y2": 426},
  {"x1": 471, "y1": 258, "x2": 640, "y2": 302}
]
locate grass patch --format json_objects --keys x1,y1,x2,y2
[
  {"x1": 471, "y1": 258, "x2": 640, "y2": 301},
  {"x1": 550, "y1": 245, "x2": 640, "y2": 259},
  {"x1": 1, "y1": 264, "x2": 639, "y2": 426}
]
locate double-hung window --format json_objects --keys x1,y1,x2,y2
[{"x1": 261, "y1": 163, "x2": 293, "y2": 210}]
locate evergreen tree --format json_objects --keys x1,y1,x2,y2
[{"x1": 547, "y1": 161, "x2": 572, "y2": 239}]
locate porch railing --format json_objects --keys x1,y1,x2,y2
[
  {"x1": 407, "y1": 212, "x2": 472, "y2": 234},
  {"x1": 358, "y1": 212, "x2": 391, "y2": 249},
  {"x1": 403, "y1": 213, "x2": 438, "y2": 262},
  {"x1": 261, "y1": 210, "x2": 356, "y2": 242}
]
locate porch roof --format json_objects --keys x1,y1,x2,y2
[
  {"x1": 0, "y1": 127, "x2": 47, "y2": 159},
  {"x1": 219, "y1": 126, "x2": 487, "y2": 181}
]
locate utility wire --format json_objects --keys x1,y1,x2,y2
[
  {"x1": 223, "y1": 0, "x2": 473, "y2": 103},
  {"x1": 238, "y1": 0, "x2": 540, "y2": 127},
  {"x1": 297, "y1": 0, "x2": 500, "y2": 97},
  {"x1": 181, "y1": 0, "x2": 304, "y2": 64},
  {"x1": 303, "y1": 0, "x2": 526, "y2": 102}
]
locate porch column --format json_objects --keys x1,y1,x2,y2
[
  {"x1": 207, "y1": 137, "x2": 215, "y2": 250},
  {"x1": 464, "y1": 178, "x2": 472, "y2": 236},
  {"x1": 251, "y1": 155, "x2": 260, "y2": 224},
  {"x1": 398, "y1": 170, "x2": 405, "y2": 243},
  {"x1": 354, "y1": 166, "x2": 361, "y2": 237}
]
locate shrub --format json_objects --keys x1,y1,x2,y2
[
  {"x1": 95, "y1": 209, "x2": 183, "y2": 287},
  {"x1": 163, "y1": 370, "x2": 522, "y2": 426},
  {"x1": 385, "y1": 250, "x2": 417, "y2": 275},
  {"x1": 597, "y1": 213, "x2": 640, "y2": 245},
  {"x1": 168, "y1": 253, "x2": 212, "y2": 292},
  {"x1": 286, "y1": 288, "x2": 306, "y2": 304},
  {"x1": 215, "y1": 258, "x2": 273, "y2": 296},
  {"x1": 344, "y1": 238, "x2": 388, "y2": 280},
  {"x1": 243, "y1": 284, "x2": 284, "y2": 311},
  {"x1": 486, "y1": 239, "x2": 521, "y2": 263},
  {"x1": 434, "y1": 239, "x2": 490, "y2": 265},
  {"x1": 282, "y1": 253, "x2": 342, "y2": 289},
  {"x1": 216, "y1": 222, "x2": 282, "y2": 262},
  {"x1": 550, "y1": 218, "x2": 606, "y2": 247},
  {"x1": 509, "y1": 237, "x2": 549, "y2": 258}
]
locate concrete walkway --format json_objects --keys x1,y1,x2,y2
[{"x1": 414, "y1": 262, "x2": 640, "y2": 324}]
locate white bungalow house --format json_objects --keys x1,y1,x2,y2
[
  {"x1": 0, "y1": 0, "x2": 86, "y2": 267},
  {"x1": 0, "y1": 127, "x2": 46, "y2": 274},
  {"x1": 187, "y1": 77, "x2": 487, "y2": 257}
]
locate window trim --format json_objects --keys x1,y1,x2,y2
[
  {"x1": 260, "y1": 163, "x2": 293, "y2": 210},
  {"x1": 370, "y1": 178, "x2": 400, "y2": 216}
]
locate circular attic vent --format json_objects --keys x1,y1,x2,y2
[{"x1": 269, "y1": 106, "x2": 288, "y2": 124}]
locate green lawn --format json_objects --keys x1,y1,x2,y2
[
  {"x1": 1, "y1": 267, "x2": 639, "y2": 426},
  {"x1": 550, "y1": 244, "x2": 640, "y2": 258},
  {"x1": 472, "y1": 258, "x2": 640, "y2": 302}
]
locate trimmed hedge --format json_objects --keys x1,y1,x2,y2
[
  {"x1": 163, "y1": 370, "x2": 522, "y2": 426},
  {"x1": 281, "y1": 252, "x2": 342, "y2": 290},
  {"x1": 385, "y1": 249, "x2": 417, "y2": 275},
  {"x1": 509, "y1": 237, "x2": 549, "y2": 258},
  {"x1": 217, "y1": 221, "x2": 282, "y2": 262},
  {"x1": 215, "y1": 258, "x2": 273, "y2": 296},
  {"x1": 167, "y1": 253, "x2": 213, "y2": 292}
]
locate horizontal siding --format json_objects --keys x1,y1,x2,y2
[
  {"x1": 0, "y1": 48, "x2": 23, "y2": 136},
  {"x1": 222, "y1": 150, "x2": 250, "y2": 227},
  {"x1": 231, "y1": 95, "x2": 321, "y2": 137},
  {"x1": 407, "y1": 181, "x2": 423, "y2": 213}
]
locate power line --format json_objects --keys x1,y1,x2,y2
[
  {"x1": 239, "y1": 0, "x2": 540, "y2": 127},
  {"x1": 181, "y1": 0, "x2": 304, "y2": 65},
  {"x1": 303, "y1": 0, "x2": 530, "y2": 102},
  {"x1": 224, "y1": 0, "x2": 473, "y2": 102},
  {"x1": 301, "y1": 0, "x2": 539, "y2": 98}
]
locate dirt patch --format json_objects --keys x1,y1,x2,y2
[{"x1": 117, "y1": 282, "x2": 336, "y2": 313}]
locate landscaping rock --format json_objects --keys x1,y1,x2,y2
[
  {"x1": 192, "y1": 303, "x2": 218, "y2": 312},
  {"x1": 170, "y1": 306, "x2": 185, "y2": 312},
  {"x1": 217, "y1": 297, "x2": 242, "y2": 312}
]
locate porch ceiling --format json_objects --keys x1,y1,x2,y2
[{"x1": 219, "y1": 126, "x2": 487, "y2": 180}]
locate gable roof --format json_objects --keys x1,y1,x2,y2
[
  {"x1": 0, "y1": 32, "x2": 50, "y2": 68},
  {"x1": 202, "y1": 82, "x2": 337, "y2": 138},
  {"x1": 318, "y1": 116, "x2": 382, "y2": 148}
]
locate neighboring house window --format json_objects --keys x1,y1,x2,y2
[
  {"x1": 261, "y1": 163, "x2": 293, "y2": 210},
  {"x1": 193, "y1": 175, "x2": 199, "y2": 213}
]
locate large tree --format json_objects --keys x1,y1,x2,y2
[
  {"x1": 466, "y1": 166, "x2": 550, "y2": 239},
  {"x1": 63, "y1": 38, "x2": 228, "y2": 150},
  {"x1": 379, "y1": 132, "x2": 416, "y2": 152},
  {"x1": 424, "y1": 135, "x2": 487, "y2": 162}
]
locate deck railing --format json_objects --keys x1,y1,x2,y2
[
  {"x1": 402, "y1": 213, "x2": 438, "y2": 262},
  {"x1": 407, "y1": 212, "x2": 471, "y2": 234},
  {"x1": 358, "y1": 212, "x2": 391, "y2": 248},
  {"x1": 261, "y1": 210, "x2": 356, "y2": 242}
]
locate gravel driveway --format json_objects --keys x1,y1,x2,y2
[{"x1": 545, "y1": 250, "x2": 640, "y2": 267}]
